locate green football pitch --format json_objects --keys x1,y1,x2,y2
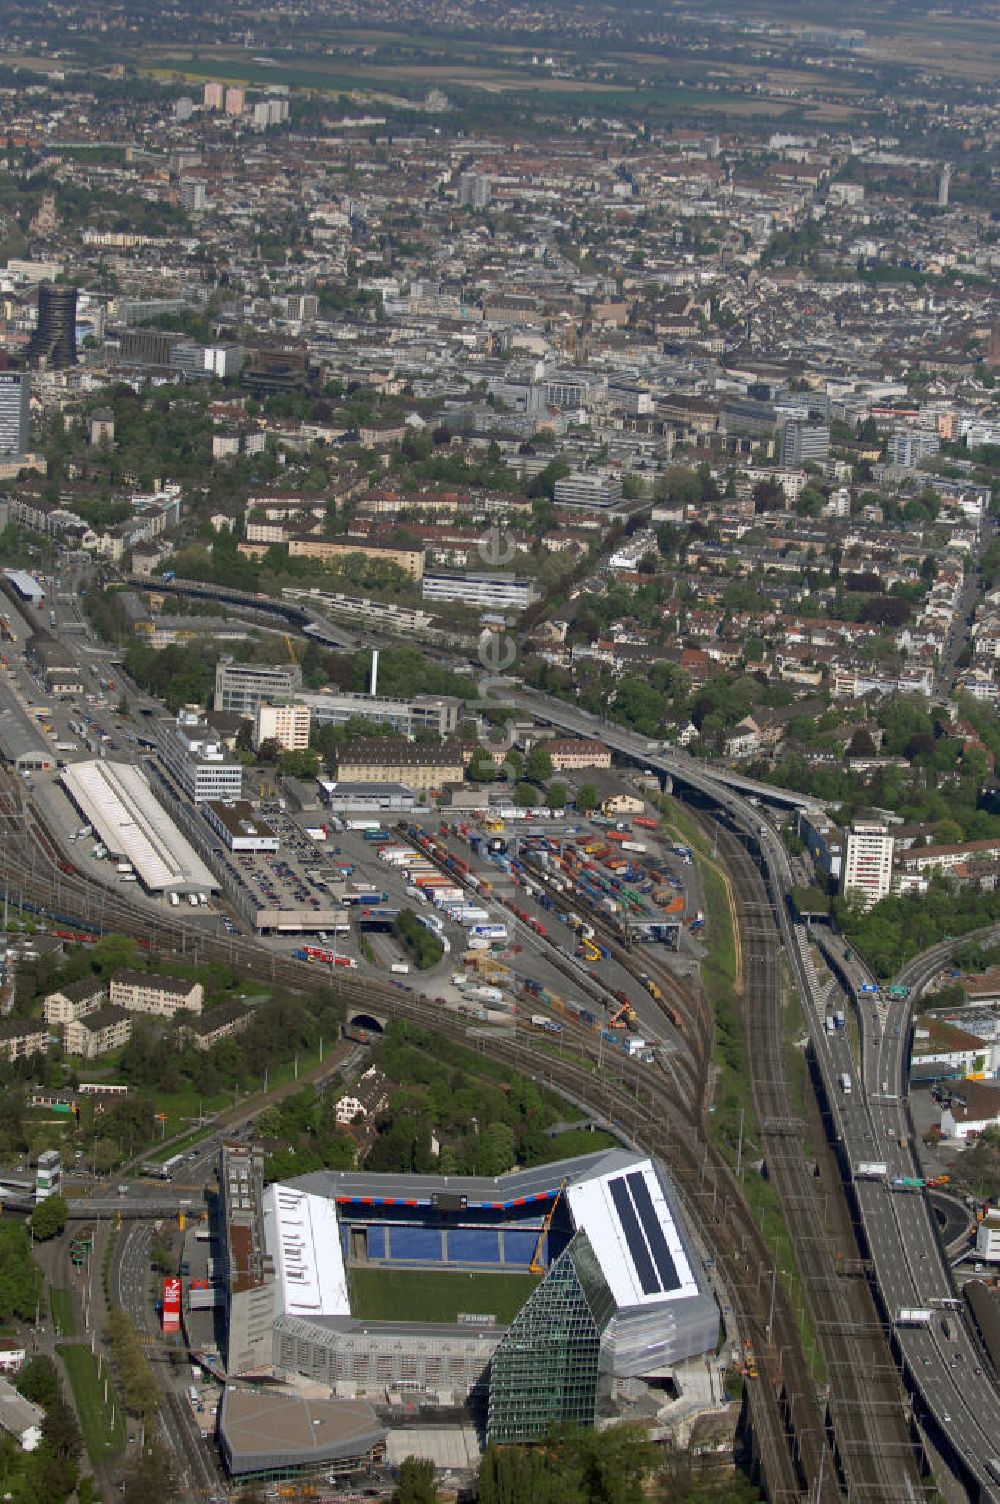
[{"x1": 349, "y1": 1266, "x2": 540, "y2": 1325}]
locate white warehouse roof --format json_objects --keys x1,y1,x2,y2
[{"x1": 60, "y1": 760, "x2": 217, "y2": 894}]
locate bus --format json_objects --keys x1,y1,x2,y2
[{"x1": 144, "y1": 1153, "x2": 185, "y2": 1180}]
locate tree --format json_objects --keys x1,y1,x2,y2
[
  {"x1": 477, "y1": 1424, "x2": 660, "y2": 1504},
  {"x1": 42, "y1": 1393, "x2": 82, "y2": 1465},
  {"x1": 545, "y1": 781, "x2": 567, "y2": 810},
  {"x1": 525, "y1": 744, "x2": 553, "y2": 783},
  {"x1": 847, "y1": 728, "x2": 877, "y2": 758},
  {"x1": 30, "y1": 1194, "x2": 67, "y2": 1241},
  {"x1": 514, "y1": 782, "x2": 536, "y2": 808},
  {"x1": 468, "y1": 747, "x2": 498, "y2": 783},
  {"x1": 576, "y1": 783, "x2": 599, "y2": 813},
  {"x1": 391, "y1": 1455, "x2": 438, "y2": 1504},
  {"x1": 17, "y1": 1355, "x2": 61, "y2": 1409},
  {"x1": 122, "y1": 1436, "x2": 176, "y2": 1504},
  {"x1": 278, "y1": 748, "x2": 320, "y2": 780},
  {"x1": 150, "y1": 1237, "x2": 173, "y2": 1273}
]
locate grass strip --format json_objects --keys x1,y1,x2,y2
[{"x1": 57, "y1": 1343, "x2": 126, "y2": 1462}]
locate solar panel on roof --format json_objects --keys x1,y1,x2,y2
[
  {"x1": 608, "y1": 1175, "x2": 659, "y2": 1296},
  {"x1": 626, "y1": 1171, "x2": 680, "y2": 1293}
]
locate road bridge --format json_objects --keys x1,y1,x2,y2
[{"x1": 509, "y1": 686, "x2": 825, "y2": 813}]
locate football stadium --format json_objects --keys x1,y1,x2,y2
[{"x1": 219, "y1": 1142, "x2": 718, "y2": 1478}]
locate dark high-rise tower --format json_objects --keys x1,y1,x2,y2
[{"x1": 27, "y1": 283, "x2": 77, "y2": 368}]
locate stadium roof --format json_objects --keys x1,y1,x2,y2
[
  {"x1": 566, "y1": 1156, "x2": 697, "y2": 1307},
  {"x1": 60, "y1": 760, "x2": 217, "y2": 893},
  {"x1": 291, "y1": 1150, "x2": 616, "y2": 1210},
  {"x1": 288, "y1": 1149, "x2": 702, "y2": 1317},
  {"x1": 262, "y1": 1183, "x2": 349, "y2": 1320}
]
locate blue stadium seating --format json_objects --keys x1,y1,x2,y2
[
  {"x1": 502, "y1": 1229, "x2": 543, "y2": 1266},
  {"x1": 365, "y1": 1225, "x2": 387, "y2": 1260},
  {"x1": 387, "y1": 1226, "x2": 444, "y2": 1262},
  {"x1": 448, "y1": 1229, "x2": 500, "y2": 1264}
]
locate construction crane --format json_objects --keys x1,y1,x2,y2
[
  {"x1": 284, "y1": 634, "x2": 297, "y2": 663},
  {"x1": 530, "y1": 1180, "x2": 567, "y2": 1274}
]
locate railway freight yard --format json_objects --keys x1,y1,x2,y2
[{"x1": 280, "y1": 803, "x2": 707, "y2": 1056}]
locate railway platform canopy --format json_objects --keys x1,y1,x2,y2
[{"x1": 60, "y1": 759, "x2": 217, "y2": 896}]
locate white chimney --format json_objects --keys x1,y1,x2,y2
[{"x1": 369, "y1": 649, "x2": 379, "y2": 697}]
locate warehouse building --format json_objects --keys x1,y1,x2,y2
[
  {"x1": 204, "y1": 800, "x2": 280, "y2": 853},
  {"x1": 220, "y1": 1146, "x2": 717, "y2": 1447},
  {"x1": 318, "y1": 781, "x2": 417, "y2": 815},
  {"x1": 0, "y1": 707, "x2": 54, "y2": 772},
  {"x1": 2, "y1": 571, "x2": 44, "y2": 609},
  {"x1": 60, "y1": 760, "x2": 218, "y2": 896}
]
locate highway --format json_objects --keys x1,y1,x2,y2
[
  {"x1": 509, "y1": 683, "x2": 1000, "y2": 1495},
  {"x1": 810, "y1": 933, "x2": 1000, "y2": 1498}
]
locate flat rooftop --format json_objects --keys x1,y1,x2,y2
[
  {"x1": 60, "y1": 760, "x2": 217, "y2": 893},
  {"x1": 220, "y1": 1387, "x2": 385, "y2": 1473}
]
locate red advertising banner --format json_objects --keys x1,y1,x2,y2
[{"x1": 162, "y1": 1276, "x2": 181, "y2": 1332}]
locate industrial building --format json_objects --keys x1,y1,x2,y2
[
  {"x1": 300, "y1": 691, "x2": 461, "y2": 740},
  {"x1": 26, "y1": 635, "x2": 85, "y2": 696},
  {"x1": 0, "y1": 677, "x2": 54, "y2": 772},
  {"x1": 214, "y1": 658, "x2": 304, "y2": 716},
  {"x1": 60, "y1": 760, "x2": 218, "y2": 896},
  {"x1": 158, "y1": 709, "x2": 243, "y2": 804},
  {"x1": 219, "y1": 1145, "x2": 717, "y2": 1459},
  {"x1": 204, "y1": 800, "x2": 280, "y2": 853},
  {"x1": 318, "y1": 782, "x2": 418, "y2": 814}
]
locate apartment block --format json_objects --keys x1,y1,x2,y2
[
  {"x1": 110, "y1": 970, "x2": 204, "y2": 1018},
  {"x1": 0, "y1": 1019, "x2": 48, "y2": 1062},
  {"x1": 841, "y1": 822, "x2": 894, "y2": 907},
  {"x1": 421, "y1": 571, "x2": 539, "y2": 611},
  {"x1": 65, "y1": 1007, "x2": 132, "y2": 1060},
  {"x1": 43, "y1": 977, "x2": 107, "y2": 1025},
  {"x1": 287, "y1": 538, "x2": 424, "y2": 581},
  {"x1": 254, "y1": 701, "x2": 311, "y2": 752}
]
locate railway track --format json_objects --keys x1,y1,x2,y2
[
  {"x1": 0, "y1": 779, "x2": 831, "y2": 1499},
  {"x1": 707, "y1": 815, "x2": 922, "y2": 1504}
]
